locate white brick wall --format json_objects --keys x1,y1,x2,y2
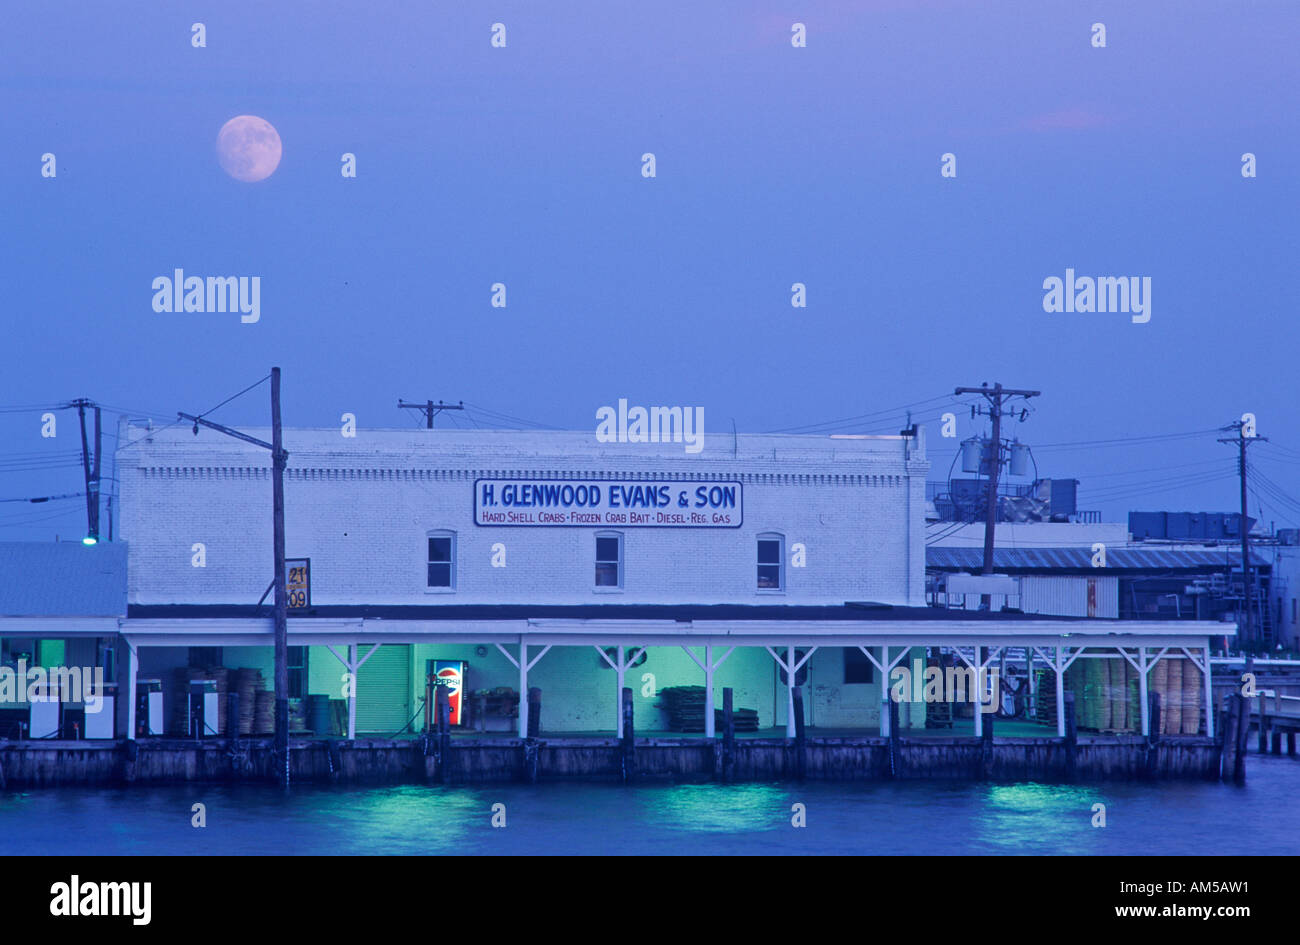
[{"x1": 119, "y1": 424, "x2": 928, "y2": 607}]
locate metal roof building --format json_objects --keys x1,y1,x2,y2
[
  {"x1": 0, "y1": 541, "x2": 127, "y2": 624},
  {"x1": 927, "y1": 546, "x2": 1269, "y2": 573}
]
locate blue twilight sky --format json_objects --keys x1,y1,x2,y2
[{"x1": 2, "y1": 1, "x2": 1299, "y2": 541}]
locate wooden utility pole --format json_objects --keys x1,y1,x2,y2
[
  {"x1": 271, "y1": 368, "x2": 289, "y2": 784},
  {"x1": 398, "y1": 399, "x2": 464, "y2": 429},
  {"x1": 69, "y1": 399, "x2": 102, "y2": 542},
  {"x1": 954, "y1": 383, "x2": 1040, "y2": 606},
  {"x1": 1219, "y1": 420, "x2": 1266, "y2": 647},
  {"x1": 178, "y1": 368, "x2": 290, "y2": 786}
]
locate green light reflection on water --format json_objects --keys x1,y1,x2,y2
[
  {"x1": 972, "y1": 782, "x2": 1104, "y2": 853},
  {"x1": 634, "y1": 782, "x2": 790, "y2": 834},
  {"x1": 312, "y1": 784, "x2": 483, "y2": 853}
]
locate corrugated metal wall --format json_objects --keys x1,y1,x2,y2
[
  {"x1": 1021, "y1": 576, "x2": 1118, "y2": 618},
  {"x1": 355, "y1": 644, "x2": 412, "y2": 733}
]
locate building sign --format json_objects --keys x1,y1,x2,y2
[
  {"x1": 474, "y1": 478, "x2": 742, "y2": 527},
  {"x1": 286, "y1": 558, "x2": 310, "y2": 610}
]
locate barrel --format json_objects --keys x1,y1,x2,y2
[
  {"x1": 1125, "y1": 662, "x2": 1141, "y2": 733},
  {"x1": 1151, "y1": 658, "x2": 1169, "y2": 732},
  {"x1": 231, "y1": 668, "x2": 261, "y2": 735},
  {"x1": 1181, "y1": 660, "x2": 1203, "y2": 735},
  {"x1": 1085, "y1": 655, "x2": 1110, "y2": 730},
  {"x1": 1108, "y1": 657, "x2": 1127, "y2": 731},
  {"x1": 306, "y1": 694, "x2": 332, "y2": 736},
  {"x1": 1164, "y1": 657, "x2": 1184, "y2": 735},
  {"x1": 253, "y1": 688, "x2": 275, "y2": 735}
]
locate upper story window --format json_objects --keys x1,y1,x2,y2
[
  {"x1": 427, "y1": 531, "x2": 456, "y2": 589},
  {"x1": 757, "y1": 533, "x2": 784, "y2": 590},
  {"x1": 595, "y1": 533, "x2": 623, "y2": 589}
]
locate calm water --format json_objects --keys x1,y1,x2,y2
[{"x1": 2, "y1": 754, "x2": 1297, "y2": 855}]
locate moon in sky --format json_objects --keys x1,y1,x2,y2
[{"x1": 216, "y1": 115, "x2": 282, "y2": 182}]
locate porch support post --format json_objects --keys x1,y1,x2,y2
[
  {"x1": 704, "y1": 644, "x2": 715, "y2": 738},
  {"x1": 1138, "y1": 646, "x2": 1149, "y2": 737},
  {"x1": 1027, "y1": 648, "x2": 1036, "y2": 719},
  {"x1": 598, "y1": 645, "x2": 644, "y2": 739},
  {"x1": 879, "y1": 646, "x2": 890, "y2": 737},
  {"x1": 518, "y1": 641, "x2": 529, "y2": 739},
  {"x1": 1056, "y1": 645, "x2": 1066, "y2": 738},
  {"x1": 328, "y1": 642, "x2": 378, "y2": 740},
  {"x1": 348, "y1": 644, "x2": 357, "y2": 739},
  {"x1": 125, "y1": 639, "x2": 138, "y2": 740},
  {"x1": 616, "y1": 646, "x2": 626, "y2": 739},
  {"x1": 1203, "y1": 644, "x2": 1215, "y2": 739},
  {"x1": 786, "y1": 644, "x2": 797, "y2": 738}
]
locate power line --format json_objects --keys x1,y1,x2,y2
[
  {"x1": 197, "y1": 375, "x2": 271, "y2": 420},
  {"x1": 460, "y1": 401, "x2": 561, "y2": 430},
  {"x1": 764, "y1": 394, "x2": 962, "y2": 434},
  {"x1": 1032, "y1": 428, "x2": 1221, "y2": 451},
  {"x1": 0, "y1": 491, "x2": 85, "y2": 504}
]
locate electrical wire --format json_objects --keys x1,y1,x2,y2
[
  {"x1": 1031, "y1": 428, "x2": 1221, "y2": 451},
  {"x1": 460, "y1": 401, "x2": 561, "y2": 430},
  {"x1": 764, "y1": 394, "x2": 962, "y2": 434},
  {"x1": 0, "y1": 491, "x2": 85, "y2": 504},
  {"x1": 196, "y1": 375, "x2": 270, "y2": 420}
]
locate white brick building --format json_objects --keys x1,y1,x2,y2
[
  {"x1": 113, "y1": 421, "x2": 1225, "y2": 741},
  {"x1": 120, "y1": 426, "x2": 928, "y2": 608}
]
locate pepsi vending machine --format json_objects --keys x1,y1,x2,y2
[{"x1": 425, "y1": 660, "x2": 467, "y2": 729}]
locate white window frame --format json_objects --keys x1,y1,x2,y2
[
  {"x1": 757, "y1": 532, "x2": 785, "y2": 593},
  {"x1": 594, "y1": 531, "x2": 624, "y2": 592},
  {"x1": 426, "y1": 529, "x2": 457, "y2": 592}
]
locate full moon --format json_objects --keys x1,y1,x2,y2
[{"x1": 216, "y1": 115, "x2": 282, "y2": 182}]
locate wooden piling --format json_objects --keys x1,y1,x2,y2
[
  {"x1": 1220, "y1": 693, "x2": 1239, "y2": 780},
  {"x1": 888, "y1": 697, "x2": 901, "y2": 778},
  {"x1": 721, "y1": 687, "x2": 735, "y2": 782},
  {"x1": 792, "y1": 685, "x2": 807, "y2": 780},
  {"x1": 327, "y1": 740, "x2": 342, "y2": 782},
  {"x1": 121, "y1": 738, "x2": 138, "y2": 784},
  {"x1": 620, "y1": 687, "x2": 635, "y2": 782},
  {"x1": 527, "y1": 688, "x2": 541, "y2": 738},
  {"x1": 227, "y1": 691, "x2": 239, "y2": 741},
  {"x1": 522, "y1": 739, "x2": 539, "y2": 783},
  {"x1": 1233, "y1": 693, "x2": 1249, "y2": 784},
  {"x1": 1258, "y1": 695, "x2": 1269, "y2": 755},
  {"x1": 1064, "y1": 692, "x2": 1077, "y2": 781},
  {"x1": 980, "y1": 706, "x2": 994, "y2": 780},
  {"x1": 1289, "y1": 732, "x2": 1296, "y2": 757},
  {"x1": 1144, "y1": 691, "x2": 1162, "y2": 780},
  {"x1": 435, "y1": 684, "x2": 451, "y2": 783}
]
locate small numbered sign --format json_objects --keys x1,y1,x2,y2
[{"x1": 287, "y1": 558, "x2": 310, "y2": 610}]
